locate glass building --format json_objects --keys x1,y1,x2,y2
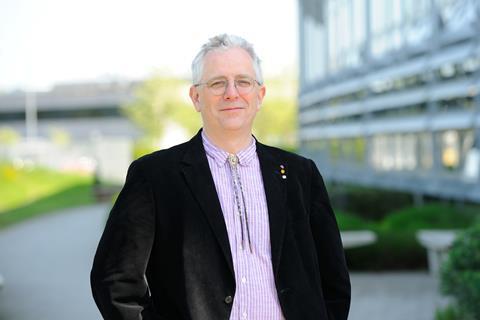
[{"x1": 298, "y1": 0, "x2": 480, "y2": 202}]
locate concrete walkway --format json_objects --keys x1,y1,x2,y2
[
  {"x1": 0, "y1": 204, "x2": 447, "y2": 320},
  {"x1": 0, "y1": 204, "x2": 108, "y2": 320},
  {"x1": 349, "y1": 272, "x2": 447, "y2": 320}
]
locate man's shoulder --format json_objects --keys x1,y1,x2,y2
[
  {"x1": 131, "y1": 139, "x2": 192, "y2": 170},
  {"x1": 257, "y1": 142, "x2": 312, "y2": 166}
]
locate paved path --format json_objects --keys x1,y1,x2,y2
[
  {"x1": 0, "y1": 204, "x2": 108, "y2": 320},
  {"x1": 349, "y1": 272, "x2": 448, "y2": 320},
  {"x1": 0, "y1": 204, "x2": 447, "y2": 320}
]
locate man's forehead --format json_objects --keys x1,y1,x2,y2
[
  {"x1": 206, "y1": 74, "x2": 253, "y2": 81},
  {"x1": 202, "y1": 48, "x2": 255, "y2": 78},
  {"x1": 203, "y1": 48, "x2": 253, "y2": 66}
]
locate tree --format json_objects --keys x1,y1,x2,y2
[
  {"x1": 122, "y1": 73, "x2": 298, "y2": 153},
  {"x1": 253, "y1": 75, "x2": 297, "y2": 150},
  {"x1": 121, "y1": 75, "x2": 201, "y2": 142}
]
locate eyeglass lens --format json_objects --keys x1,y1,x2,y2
[{"x1": 208, "y1": 77, "x2": 255, "y2": 95}]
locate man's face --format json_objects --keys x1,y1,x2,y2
[{"x1": 189, "y1": 47, "x2": 266, "y2": 136}]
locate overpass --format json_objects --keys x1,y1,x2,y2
[{"x1": 0, "y1": 81, "x2": 141, "y2": 139}]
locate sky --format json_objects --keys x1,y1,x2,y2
[{"x1": 0, "y1": 0, "x2": 298, "y2": 92}]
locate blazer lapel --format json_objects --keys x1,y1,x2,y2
[
  {"x1": 179, "y1": 132, "x2": 288, "y2": 279},
  {"x1": 256, "y1": 142, "x2": 288, "y2": 277},
  {"x1": 180, "y1": 131, "x2": 235, "y2": 278}
]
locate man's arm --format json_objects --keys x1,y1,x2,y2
[
  {"x1": 308, "y1": 159, "x2": 351, "y2": 320},
  {"x1": 90, "y1": 160, "x2": 159, "y2": 320}
]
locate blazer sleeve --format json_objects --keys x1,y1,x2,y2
[
  {"x1": 90, "y1": 160, "x2": 160, "y2": 320},
  {"x1": 308, "y1": 159, "x2": 351, "y2": 320}
]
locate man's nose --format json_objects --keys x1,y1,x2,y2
[{"x1": 223, "y1": 81, "x2": 239, "y2": 99}]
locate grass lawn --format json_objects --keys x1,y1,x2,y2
[{"x1": 0, "y1": 163, "x2": 96, "y2": 229}]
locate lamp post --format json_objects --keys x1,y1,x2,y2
[{"x1": 25, "y1": 90, "x2": 38, "y2": 140}]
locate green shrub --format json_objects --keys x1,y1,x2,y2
[
  {"x1": 435, "y1": 304, "x2": 461, "y2": 320},
  {"x1": 328, "y1": 183, "x2": 480, "y2": 270},
  {"x1": 440, "y1": 224, "x2": 480, "y2": 320},
  {"x1": 329, "y1": 184, "x2": 413, "y2": 220},
  {"x1": 380, "y1": 204, "x2": 478, "y2": 231},
  {"x1": 345, "y1": 229, "x2": 428, "y2": 270},
  {"x1": 342, "y1": 204, "x2": 478, "y2": 270},
  {"x1": 335, "y1": 211, "x2": 373, "y2": 230}
]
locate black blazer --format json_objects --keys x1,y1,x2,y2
[{"x1": 91, "y1": 130, "x2": 350, "y2": 320}]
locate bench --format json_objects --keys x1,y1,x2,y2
[
  {"x1": 416, "y1": 230, "x2": 458, "y2": 276},
  {"x1": 340, "y1": 230, "x2": 377, "y2": 249}
]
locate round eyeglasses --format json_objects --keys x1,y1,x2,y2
[{"x1": 194, "y1": 76, "x2": 261, "y2": 96}]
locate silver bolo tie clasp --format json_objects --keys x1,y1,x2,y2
[{"x1": 228, "y1": 153, "x2": 239, "y2": 167}]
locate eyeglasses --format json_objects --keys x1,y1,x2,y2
[{"x1": 194, "y1": 76, "x2": 261, "y2": 96}]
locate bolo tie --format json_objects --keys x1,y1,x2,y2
[{"x1": 227, "y1": 154, "x2": 253, "y2": 253}]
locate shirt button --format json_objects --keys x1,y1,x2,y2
[
  {"x1": 242, "y1": 312, "x2": 247, "y2": 318},
  {"x1": 224, "y1": 295, "x2": 233, "y2": 304},
  {"x1": 241, "y1": 277, "x2": 246, "y2": 283}
]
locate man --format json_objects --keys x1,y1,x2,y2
[{"x1": 91, "y1": 34, "x2": 350, "y2": 320}]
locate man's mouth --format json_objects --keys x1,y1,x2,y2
[{"x1": 220, "y1": 107, "x2": 244, "y2": 111}]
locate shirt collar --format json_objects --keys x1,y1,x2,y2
[{"x1": 201, "y1": 130, "x2": 256, "y2": 167}]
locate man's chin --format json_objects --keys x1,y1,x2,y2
[{"x1": 219, "y1": 121, "x2": 251, "y2": 132}]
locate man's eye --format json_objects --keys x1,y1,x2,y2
[
  {"x1": 209, "y1": 81, "x2": 226, "y2": 89},
  {"x1": 236, "y1": 79, "x2": 252, "y2": 87}
]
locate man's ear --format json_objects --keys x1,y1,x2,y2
[
  {"x1": 189, "y1": 86, "x2": 201, "y2": 112},
  {"x1": 256, "y1": 85, "x2": 266, "y2": 110}
]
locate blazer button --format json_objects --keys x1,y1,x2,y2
[
  {"x1": 224, "y1": 295, "x2": 233, "y2": 304},
  {"x1": 280, "y1": 288, "x2": 291, "y2": 295}
]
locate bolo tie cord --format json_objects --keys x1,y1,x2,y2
[{"x1": 227, "y1": 154, "x2": 253, "y2": 253}]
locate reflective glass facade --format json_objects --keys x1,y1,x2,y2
[{"x1": 298, "y1": 0, "x2": 480, "y2": 201}]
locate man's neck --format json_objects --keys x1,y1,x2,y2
[{"x1": 202, "y1": 128, "x2": 253, "y2": 154}]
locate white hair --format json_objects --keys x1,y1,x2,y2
[{"x1": 191, "y1": 34, "x2": 263, "y2": 85}]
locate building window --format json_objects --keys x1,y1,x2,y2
[
  {"x1": 440, "y1": 130, "x2": 460, "y2": 170},
  {"x1": 327, "y1": 0, "x2": 363, "y2": 72},
  {"x1": 436, "y1": 0, "x2": 479, "y2": 32},
  {"x1": 371, "y1": 133, "x2": 418, "y2": 171}
]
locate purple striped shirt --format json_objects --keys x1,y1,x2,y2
[{"x1": 202, "y1": 131, "x2": 285, "y2": 320}]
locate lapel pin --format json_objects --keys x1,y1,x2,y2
[{"x1": 280, "y1": 165, "x2": 287, "y2": 179}]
